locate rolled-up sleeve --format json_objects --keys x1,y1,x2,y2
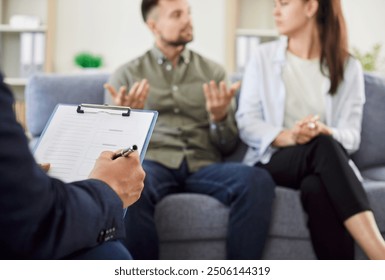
[
  {"x1": 330, "y1": 59, "x2": 365, "y2": 154},
  {"x1": 236, "y1": 51, "x2": 283, "y2": 163},
  {"x1": 209, "y1": 70, "x2": 239, "y2": 155},
  {"x1": 209, "y1": 100, "x2": 238, "y2": 155}
]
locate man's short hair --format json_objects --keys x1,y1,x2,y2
[{"x1": 141, "y1": 0, "x2": 159, "y2": 22}]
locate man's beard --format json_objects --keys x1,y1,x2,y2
[{"x1": 160, "y1": 35, "x2": 193, "y2": 47}]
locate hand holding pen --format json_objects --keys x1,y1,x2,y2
[
  {"x1": 89, "y1": 145, "x2": 145, "y2": 208},
  {"x1": 112, "y1": 145, "x2": 138, "y2": 160}
]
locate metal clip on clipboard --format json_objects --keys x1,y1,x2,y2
[{"x1": 76, "y1": 103, "x2": 131, "y2": 117}]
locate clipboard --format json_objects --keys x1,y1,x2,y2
[{"x1": 33, "y1": 103, "x2": 158, "y2": 183}]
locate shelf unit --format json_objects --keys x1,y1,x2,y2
[
  {"x1": 226, "y1": 0, "x2": 279, "y2": 73},
  {"x1": 0, "y1": 0, "x2": 56, "y2": 128},
  {"x1": 4, "y1": 77, "x2": 28, "y2": 86},
  {"x1": 236, "y1": 28, "x2": 278, "y2": 38},
  {"x1": 0, "y1": 24, "x2": 47, "y2": 33}
]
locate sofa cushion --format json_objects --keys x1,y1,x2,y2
[
  {"x1": 352, "y1": 73, "x2": 385, "y2": 170},
  {"x1": 155, "y1": 187, "x2": 311, "y2": 242},
  {"x1": 155, "y1": 193, "x2": 229, "y2": 241},
  {"x1": 361, "y1": 167, "x2": 385, "y2": 181},
  {"x1": 25, "y1": 73, "x2": 109, "y2": 137},
  {"x1": 269, "y1": 187, "x2": 309, "y2": 238}
]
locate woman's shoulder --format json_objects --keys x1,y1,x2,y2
[
  {"x1": 346, "y1": 55, "x2": 362, "y2": 68},
  {"x1": 345, "y1": 55, "x2": 364, "y2": 77},
  {"x1": 253, "y1": 37, "x2": 287, "y2": 60}
]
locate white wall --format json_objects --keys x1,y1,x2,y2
[
  {"x1": 342, "y1": 0, "x2": 385, "y2": 71},
  {"x1": 54, "y1": 0, "x2": 385, "y2": 74},
  {"x1": 54, "y1": 0, "x2": 226, "y2": 73}
]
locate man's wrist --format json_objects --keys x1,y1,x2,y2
[
  {"x1": 210, "y1": 119, "x2": 227, "y2": 131},
  {"x1": 209, "y1": 112, "x2": 228, "y2": 123}
]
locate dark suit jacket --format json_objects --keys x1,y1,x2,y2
[{"x1": 0, "y1": 74, "x2": 125, "y2": 259}]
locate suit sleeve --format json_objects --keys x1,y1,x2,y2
[{"x1": 0, "y1": 75, "x2": 126, "y2": 259}]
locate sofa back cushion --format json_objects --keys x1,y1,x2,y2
[
  {"x1": 25, "y1": 73, "x2": 109, "y2": 137},
  {"x1": 352, "y1": 73, "x2": 385, "y2": 170}
]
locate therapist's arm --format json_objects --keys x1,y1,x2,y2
[{"x1": 0, "y1": 76, "x2": 144, "y2": 259}]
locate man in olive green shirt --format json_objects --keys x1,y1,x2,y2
[{"x1": 104, "y1": 0, "x2": 275, "y2": 260}]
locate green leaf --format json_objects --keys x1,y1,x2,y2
[
  {"x1": 74, "y1": 52, "x2": 103, "y2": 68},
  {"x1": 352, "y1": 44, "x2": 383, "y2": 72}
]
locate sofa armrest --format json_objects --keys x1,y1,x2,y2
[
  {"x1": 25, "y1": 73, "x2": 109, "y2": 138},
  {"x1": 352, "y1": 73, "x2": 385, "y2": 171}
]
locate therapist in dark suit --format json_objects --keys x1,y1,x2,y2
[{"x1": 0, "y1": 72, "x2": 145, "y2": 259}]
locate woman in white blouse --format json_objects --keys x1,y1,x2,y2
[{"x1": 236, "y1": 0, "x2": 385, "y2": 259}]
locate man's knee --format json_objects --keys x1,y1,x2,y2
[
  {"x1": 233, "y1": 165, "x2": 275, "y2": 200},
  {"x1": 254, "y1": 167, "x2": 276, "y2": 201}
]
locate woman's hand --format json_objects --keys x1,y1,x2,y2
[
  {"x1": 272, "y1": 115, "x2": 333, "y2": 147},
  {"x1": 272, "y1": 129, "x2": 297, "y2": 147},
  {"x1": 293, "y1": 115, "x2": 332, "y2": 145}
]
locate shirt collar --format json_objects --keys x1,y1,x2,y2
[
  {"x1": 274, "y1": 37, "x2": 328, "y2": 74},
  {"x1": 151, "y1": 45, "x2": 191, "y2": 65},
  {"x1": 274, "y1": 36, "x2": 288, "y2": 64},
  {"x1": 272, "y1": 36, "x2": 288, "y2": 76}
]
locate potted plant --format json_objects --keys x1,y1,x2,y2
[
  {"x1": 353, "y1": 43, "x2": 383, "y2": 72},
  {"x1": 74, "y1": 52, "x2": 103, "y2": 69}
]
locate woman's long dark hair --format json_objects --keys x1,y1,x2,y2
[{"x1": 314, "y1": 0, "x2": 349, "y2": 95}]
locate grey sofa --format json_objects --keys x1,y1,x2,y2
[{"x1": 25, "y1": 72, "x2": 385, "y2": 259}]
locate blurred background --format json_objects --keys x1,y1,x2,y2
[{"x1": 1, "y1": 0, "x2": 385, "y2": 126}]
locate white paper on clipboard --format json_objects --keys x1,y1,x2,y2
[{"x1": 33, "y1": 104, "x2": 157, "y2": 183}]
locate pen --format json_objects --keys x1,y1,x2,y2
[{"x1": 112, "y1": 145, "x2": 138, "y2": 160}]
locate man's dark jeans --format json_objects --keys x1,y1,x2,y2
[{"x1": 124, "y1": 159, "x2": 275, "y2": 259}]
